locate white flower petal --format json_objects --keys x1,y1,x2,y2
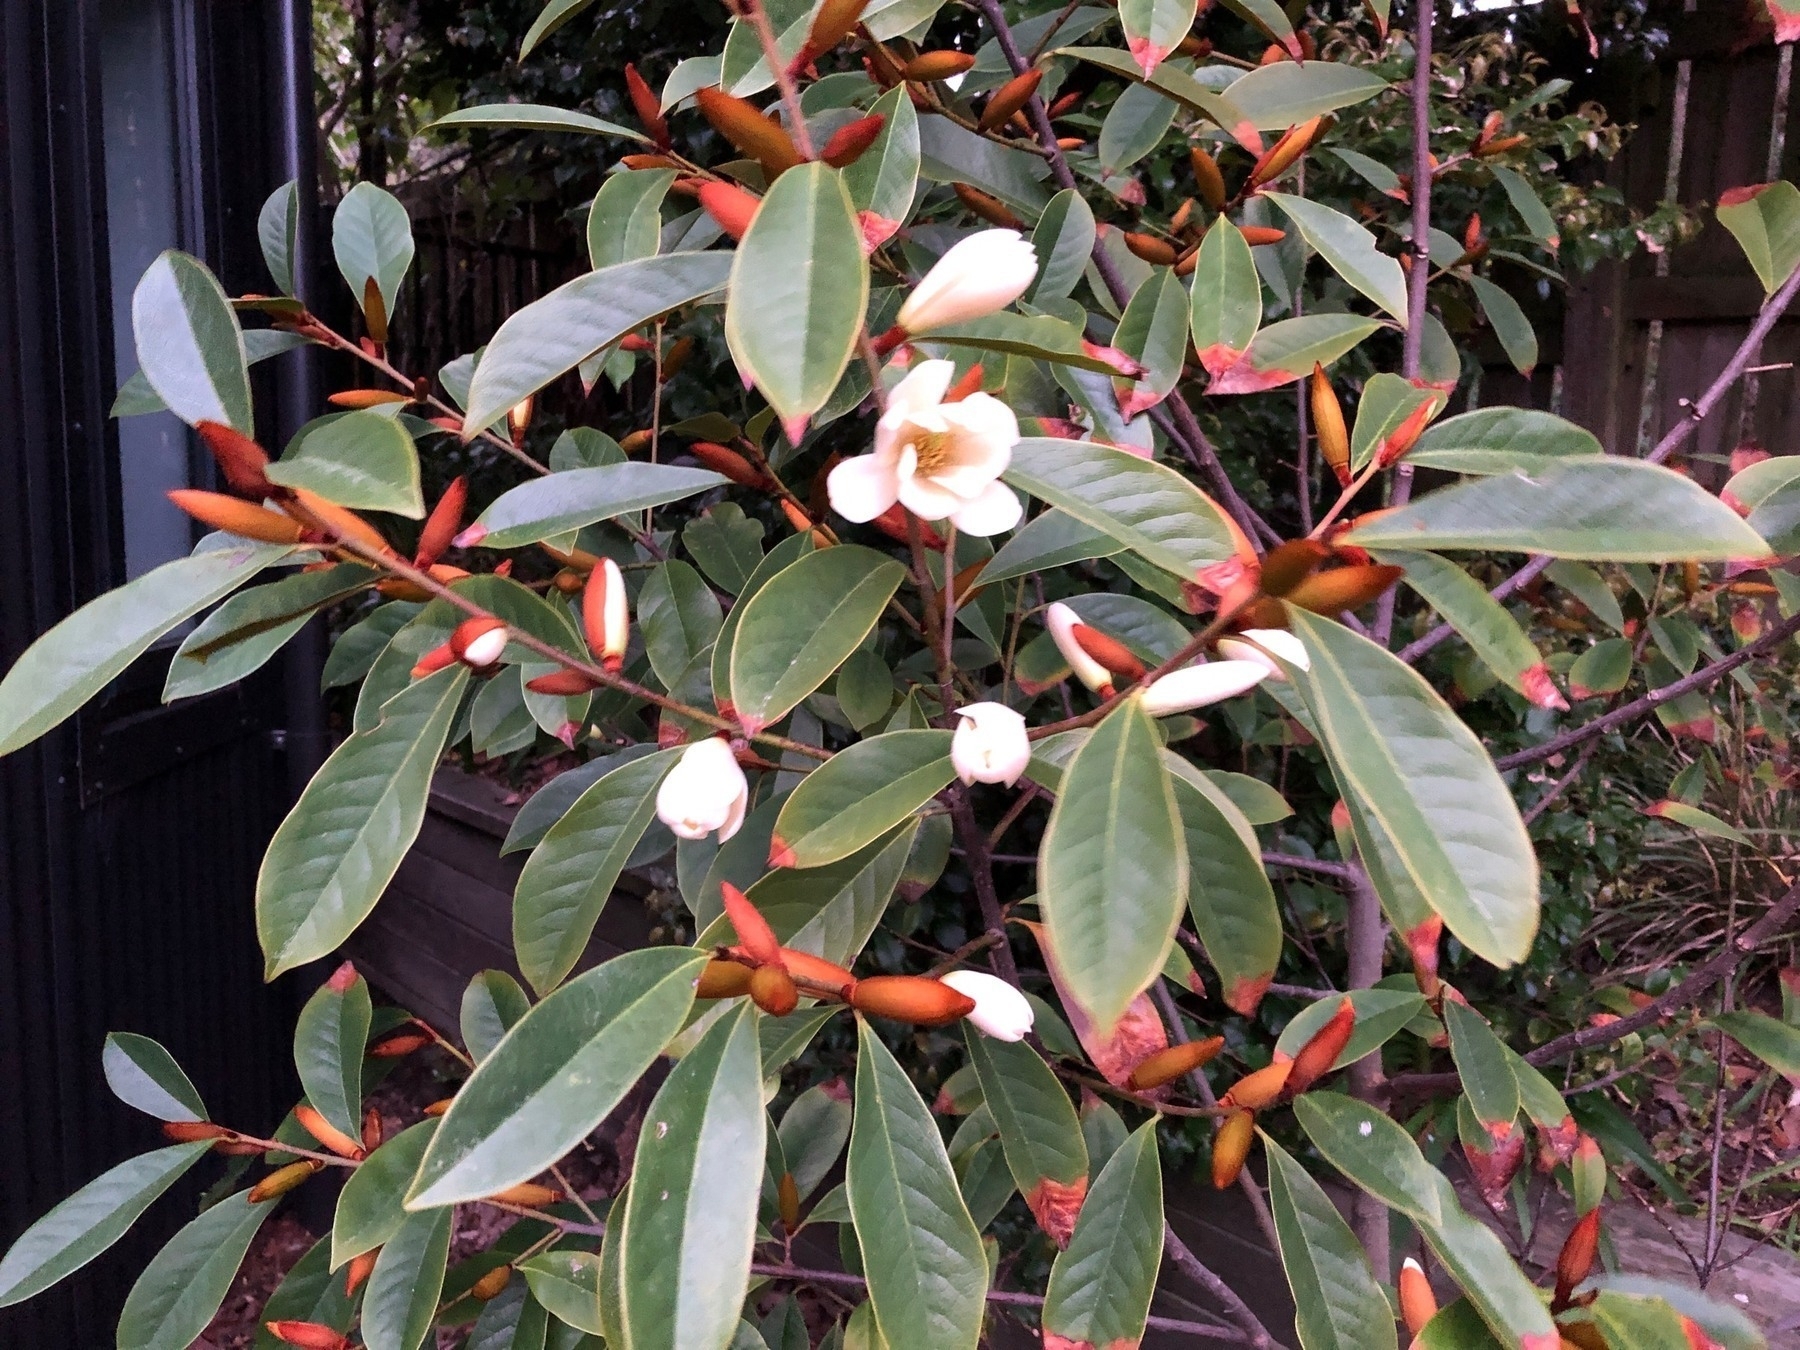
[
  {"x1": 896, "y1": 230, "x2": 1039, "y2": 333},
  {"x1": 826, "y1": 454, "x2": 901, "y2": 523},
  {"x1": 1045, "y1": 600, "x2": 1113, "y2": 692},
  {"x1": 1216, "y1": 628, "x2": 1310, "y2": 680},
  {"x1": 940, "y1": 969, "x2": 1035, "y2": 1041},
  {"x1": 951, "y1": 701, "x2": 1030, "y2": 785},
  {"x1": 896, "y1": 470, "x2": 965, "y2": 521},
  {"x1": 654, "y1": 737, "x2": 750, "y2": 843},
  {"x1": 888, "y1": 359, "x2": 956, "y2": 416},
  {"x1": 1139, "y1": 660, "x2": 1269, "y2": 716},
  {"x1": 949, "y1": 480, "x2": 1023, "y2": 537}
]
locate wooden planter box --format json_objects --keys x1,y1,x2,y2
[{"x1": 344, "y1": 767, "x2": 653, "y2": 1032}]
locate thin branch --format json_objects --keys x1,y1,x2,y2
[
  {"x1": 1261, "y1": 852, "x2": 1354, "y2": 880},
  {"x1": 1163, "y1": 1224, "x2": 1284, "y2": 1350}
]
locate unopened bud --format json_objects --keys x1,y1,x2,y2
[
  {"x1": 295, "y1": 1105, "x2": 366, "y2": 1160},
  {"x1": 1190, "y1": 148, "x2": 1227, "y2": 211},
  {"x1": 486, "y1": 1182, "x2": 563, "y2": 1207},
  {"x1": 1258, "y1": 538, "x2": 1330, "y2": 597},
  {"x1": 1238, "y1": 225, "x2": 1287, "y2": 247},
  {"x1": 750, "y1": 965, "x2": 800, "y2": 1016},
  {"x1": 362, "y1": 1106, "x2": 382, "y2": 1153},
  {"x1": 1123, "y1": 232, "x2": 1178, "y2": 266},
  {"x1": 979, "y1": 69, "x2": 1043, "y2": 134},
  {"x1": 1211, "y1": 1110, "x2": 1255, "y2": 1188},
  {"x1": 901, "y1": 50, "x2": 976, "y2": 81},
  {"x1": 624, "y1": 63, "x2": 671, "y2": 150},
  {"x1": 265, "y1": 1322, "x2": 349, "y2": 1349},
  {"x1": 821, "y1": 114, "x2": 886, "y2": 168},
  {"x1": 699, "y1": 181, "x2": 762, "y2": 241},
  {"x1": 951, "y1": 183, "x2": 1022, "y2": 229},
  {"x1": 720, "y1": 882, "x2": 783, "y2": 966},
  {"x1": 1127, "y1": 1036, "x2": 1225, "y2": 1091},
  {"x1": 162, "y1": 1120, "x2": 232, "y2": 1143},
  {"x1": 167, "y1": 490, "x2": 305, "y2": 545},
  {"x1": 344, "y1": 1249, "x2": 377, "y2": 1294},
  {"x1": 449, "y1": 616, "x2": 509, "y2": 671},
  {"x1": 249, "y1": 1160, "x2": 324, "y2": 1203},
  {"x1": 1284, "y1": 564, "x2": 1406, "y2": 617},
  {"x1": 777, "y1": 948, "x2": 855, "y2": 992},
  {"x1": 1308, "y1": 365, "x2": 1351, "y2": 487},
  {"x1": 1476, "y1": 133, "x2": 1528, "y2": 157},
  {"x1": 196, "y1": 421, "x2": 276, "y2": 497},
  {"x1": 697, "y1": 958, "x2": 756, "y2": 999},
  {"x1": 1375, "y1": 399, "x2": 1436, "y2": 468},
  {"x1": 1553, "y1": 1207, "x2": 1601, "y2": 1309},
  {"x1": 848, "y1": 975, "x2": 977, "y2": 1026},
  {"x1": 423, "y1": 1098, "x2": 454, "y2": 1118},
  {"x1": 368, "y1": 1031, "x2": 431, "y2": 1058},
  {"x1": 1249, "y1": 117, "x2": 1323, "y2": 188},
  {"x1": 415, "y1": 477, "x2": 468, "y2": 568},
  {"x1": 470, "y1": 1265, "x2": 513, "y2": 1301},
  {"x1": 410, "y1": 641, "x2": 457, "y2": 680},
  {"x1": 327, "y1": 389, "x2": 408, "y2": 410},
  {"x1": 580, "y1": 558, "x2": 629, "y2": 672},
  {"x1": 1284, "y1": 997, "x2": 1355, "y2": 1097},
  {"x1": 1221, "y1": 1060, "x2": 1292, "y2": 1111},
  {"x1": 1069, "y1": 623, "x2": 1147, "y2": 683},
  {"x1": 526, "y1": 669, "x2": 603, "y2": 696},
  {"x1": 796, "y1": 0, "x2": 868, "y2": 68},
  {"x1": 695, "y1": 87, "x2": 801, "y2": 177},
  {"x1": 777, "y1": 1172, "x2": 801, "y2": 1230},
  {"x1": 1398, "y1": 1257, "x2": 1437, "y2": 1334},
  {"x1": 690, "y1": 440, "x2": 767, "y2": 488},
  {"x1": 288, "y1": 488, "x2": 393, "y2": 558}
]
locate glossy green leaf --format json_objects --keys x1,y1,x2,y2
[
  {"x1": 963, "y1": 1026, "x2": 1087, "y2": 1217},
  {"x1": 321, "y1": 601, "x2": 417, "y2": 691},
  {"x1": 130, "y1": 250, "x2": 253, "y2": 433},
  {"x1": 1350, "y1": 375, "x2": 1439, "y2": 471},
  {"x1": 1040, "y1": 1122, "x2": 1163, "y2": 1349},
  {"x1": 778, "y1": 1081, "x2": 853, "y2": 1200},
  {"x1": 165, "y1": 564, "x2": 376, "y2": 702},
  {"x1": 333, "y1": 182, "x2": 414, "y2": 319},
  {"x1": 1216, "y1": 58, "x2": 1391, "y2": 130},
  {"x1": 294, "y1": 966, "x2": 372, "y2": 1141},
  {"x1": 771, "y1": 730, "x2": 954, "y2": 869},
  {"x1": 848, "y1": 1019, "x2": 988, "y2": 1350},
  {"x1": 1717, "y1": 180, "x2": 1800, "y2": 294},
  {"x1": 844, "y1": 87, "x2": 920, "y2": 241},
  {"x1": 468, "y1": 462, "x2": 728, "y2": 549},
  {"x1": 916, "y1": 114, "x2": 1050, "y2": 215},
  {"x1": 983, "y1": 510, "x2": 1119, "y2": 584},
  {"x1": 332, "y1": 1120, "x2": 439, "y2": 1268},
  {"x1": 1646, "y1": 799, "x2": 1750, "y2": 844},
  {"x1": 1113, "y1": 268, "x2": 1190, "y2": 417},
  {"x1": 253, "y1": 1237, "x2": 356, "y2": 1350},
  {"x1": 1342, "y1": 459, "x2": 1771, "y2": 562},
  {"x1": 1443, "y1": 1000, "x2": 1520, "y2": 1130},
  {"x1": 1468, "y1": 274, "x2": 1538, "y2": 375},
  {"x1": 726, "y1": 163, "x2": 867, "y2": 440},
  {"x1": 1268, "y1": 193, "x2": 1409, "y2": 324},
  {"x1": 363, "y1": 1207, "x2": 453, "y2": 1350},
  {"x1": 258, "y1": 181, "x2": 299, "y2": 294},
  {"x1": 588, "y1": 169, "x2": 673, "y2": 270},
  {"x1": 433, "y1": 103, "x2": 644, "y2": 141},
  {"x1": 408, "y1": 948, "x2": 707, "y2": 1208},
  {"x1": 1286, "y1": 607, "x2": 1538, "y2": 967},
  {"x1": 464, "y1": 1279, "x2": 551, "y2": 1350},
  {"x1": 1, "y1": 540, "x2": 290, "y2": 757},
  {"x1": 1403, "y1": 407, "x2": 1602, "y2": 476},
  {"x1": 464, "y1": 253, "x2": 731, "y2": 436},
  {"x1": 684, "y1": 504, "x2": 767, "y2": 594},
  {"x1": 522, "y1": 0, "x2": 600, "y2": 55},
  {"x1": 258, "y1": 666, "x2": 468, "y2": 978},
  {"x1": 1100, "y1": 86, "x2": 1178, "y2": 181},
  {"x1": 1293, "y1": 1092, "x2": 1442, "y2": 1223},
  {"x1": 1119, "y1": 0, "x2": 1196, "y2": 73},
  {"x1": 1567, "y1": 637, "x2": 1632, "y2": 698},
  {"x1": 1028, "y1": 190, "x2": 1098, "y2": 305},
  {"x1": 102, "y1": 1034, "x2": 206, "y2": 1123},
  {"x1": 267, "y1": 411, "x2": 423, "y2": 517},
  {"x1": 1208, "y1": 315, "x2": 1383, "y2": 395},
  {"x1": 1415, "y1": 1169, "x2": 1558, "y2": 1345},
  {"x1": 1170, "y1": 773, "x2": 1281, "y2": 1015},
  {"x1": 1413, "y1": 1300, "x2": 1505, "y2": 1350},
  {"x1": 955, "y1": 1136, "x2": 1015, "y2": 1232},
  {"x1": 1005, "y1": 438, "x2": 1243, "y2": 582},
  {"x1": 639, "y1": 560, "x2": 723, "y2": 690},
  {"x1": 115, "y1": 1190, "x2": 270, "y2": 1350},
  {"x1": 461, "y1": 970, "x2": 532, "y2": 1063},
  {"x1": 1264, "y1": 1134, "x2": 1397, "y2": 1350},
  {"x1": 1040, "y1": 697, "x2": 1186, "y2": 1033},
  {"x1": 619, "y1": 1004, "x2": 764, "y2": 1350},
  {"x1": 1218, "y1": 0, "x2": 1297, "y2": 51},
  {"x1": 1491, "y1": 165, "x2": 1560, "y2": 252},
  {"x1": 835, "y1": 649, "x2": 895, "y2": 731},
  {"x1": 1711, "y1": 1011, "x2": 1800, "y2": 1079},
  {"x1": 1273, "y1": 988, "x2": 1426, "y2": 1069},
  {"x1": 1545, "y1": 560, "x2": 1624, "y2": 632},
  {"x1": 114, "y1": 328, "x2": 310, "y2": 418},
  {"x1": 1190, "y1": 220, "x2": 1262, "y2": 370},
  {"x1": 1586, "y1": 1274, "x2": 1765, "y2": 1350},
  {"x1": 1378, "y1": 549, "x2": 1547, "y2": 699},
  {"x1": 520, "y1": 1251, "x2": 605, "y2": 1335},
  {"x1": 729, "y1": 544, "x2": 906, "y2": 734},
  {"x1": 0, "y1": 1142, "x2": 210, "y2": 1307}
]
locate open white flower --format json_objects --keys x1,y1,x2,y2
[
  {"x1": 1215, "y1": 628, "x2": 1310, "y2": 681},
  {"x1": 826, "y1": 360, "x2": 1022, "y2": 536},
  {"x1": 1044, "y1": 601, "x2": 1113, "y2": 693},
  {"x1": 655, "y1": 736, "x2": 748, "y2": 843},
  {"x1": 940, "y1": 969, "x2": 1035, "y2": 1041},
  {"x1": 951, "y1": 702, "x2": 1030, "y2": 786},
  {"x1": 1140, "y1": 660, "x2": 1269, "y2": 716},
  {"x1": 897, "y1": 230, "x2": 1038, "y2": 334}
]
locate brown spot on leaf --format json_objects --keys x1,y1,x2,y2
[{"x1": 1025, "y1": 1174, "x2": 1088, "y2": 1247}]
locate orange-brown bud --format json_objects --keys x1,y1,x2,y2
[
  {"x1": 526, "y1": 669, "x2": 603, "y2": 696},
  {"x1": 619, "y1": 428, "x2": 655, "y2": 456},
  {"x1": 1069, "y1": 623, "x2": 1147, "y2": 683},
  {"x1": 951, "y1": 183, "x2": 1022, "y2": 228},
  {"x1": 422, "y1": 1098, "x2": 454, "y2": 1118},
  {"x1": 1123, "y1": 232, "x2": 1178, "y2": 266},
  {"x1": 797, "y1": 0, "x2": 869, "y2": 67},
  {"x1": 621, "y1": 153, "x2": 680, "y2": 170},
  {"x1": 362, "y1": 1106, "x2": 382, "y2": 1153},
  {"x1": 720, "y1": 882, "x2": 783, "y2": 966},
  {"x1": 344, "y1": 1250, "x2": 377, "y2": 1294},
  {"x1": 697, "y1": 958, "x2": 757, "y2": 999},
  {"x1": 1476, "y1": 133, "x2": 1528, "y2": 157},
  {"x1": 470, "y1": 1265, "x2": 514, "y2": 1301},
  {"x1": 327, "y1": 389, "x2": 409, "y2": 410},
  {"x1": 167, "y1": 490, "x2": 305, "y2": 545},
  {"x1": 690, "y1": 440, "x2": 767, "y2": 488},
  {"x1": 486, "y1": 1182, "x2": 563, "y2": 1207},
  {"x1": 750, "y1": 965, "x2": 801, "y2": 1017},
  {"x1": 979, "y1": 69, "x2": 1043, "y2": 133},
  {"x1": 295, "y1": 1104, "x2": 366, "y2": 1160},
  {"x1": 1238, "y1": 226, "x2": 1287, "y2": 247},
  {"x1": 1127, "y1": 1036, "x2": 1225, "y2": 1091},
  {"x1": 197, "y1": 421, "x2": 276, "y2": 498},
  {"x1": 1553, "y1": 1207, "x2": 1601, "y2": 1309},
  {"x1": 287, "y1": 488, "x2": 392, "y2": 558},
  {"x1": 449, "y1": 616, "x2": 510, "y2": 671},
  {"x1": 249, "y1": 1160, "x2": 324, "y2": 1204},
  {"x1": 1375, "y1": 398, "x2": 1436, "y2": 468},
  {"x1": 1308, "y1": 364, "x2": 1351, "y2": 486},
  {"x1": 581, "y1": 557, "x2": 628, "y2": 671},
  {"x1": 695, "y1": 87, "x2": 801, "y2": 177},
  {"x1": 1398, "y1": 1258, "x2": 1437, "y2": 1334},
  {"x1": 367, "y1": 1032, "x2": 432, "y2": 1058},
  {"x1": 1476, "y1": 110, "x2": 1505, "y2": 148},
  {"x1": 777, "y1": 1171, "x2": 801, "y2": 1230},
  {"x1": 1249, "y1": 117, "x2": 1323, "y2": 188},
  {"x1": 1190, "y1": 148, "x2": 1227, "y2": 211},
  {"x1": 362, "y1": 279, "x2": 390, "y2": 347},
  {"x1": 822, "y1": 114, "x2": 887, "y2": 168},
  {"x1": 265, "y1": 1322, "x2": 350, "y2": 1349},
  {"x1": 902, "y1": 50, "x2": 977, "y2": 81},
  {"x1": 1257, "y1": 538, "x2": 1330, "y2": 597},
  {"x1": 777, "y1": 948, "x2": 856, "y2": 992},
  {"x1": 1221, "y1": 1060, "x2": 1292, "y2": 1111},
  {"x1": 1174, "y1": 245, "x2": 1199, "y2": 277},
  {"x1": 1285, "y1": 564, "x2": 1406, "y2": 617},
  {"x1": 1407, "y1": 916, "x2": 1444, "y2": 999},
  {"x1": 625, "y1": 63, "x2": 671, "y2": 150},
  {"x1": 162, "y1": 1120, "x2": 232, "y2": 1143},
  {"x1": 410, "y1": 641, "x2": 457, "y2": 680},
  {"x1": 699, "y1": 181, "x2": 761, "y2": 241},
  {"x1": 870, "y1": 502, "x2": 947, "y2": 551},
  {"x1": 944, "y1": 363, "x2": 986, "y2": 403},
  {"x1": 415, "y1": 476, "x2": 467, "y2": 568},
  {"x1": 1211, "y1": 1110, "x2": 1255, "y2": 1188},
  {"x1": 848, "y1": 975, "x2": 977, "y2": 1026},
  {"x1": 1284, "y1": 997, "x2": 1355, "y2": 1097}
]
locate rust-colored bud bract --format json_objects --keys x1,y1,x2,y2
[
  {"x1": 1258, "y1": 538, "x2": 1331, "y2": 597},
  {"x1": 1127, "y1": 1036, "x2": 1225, "y2": 1091},
  {"x1": 1221, "y1": 1060, "x2": 1292, "y2": 1111},
  {"x1": 848, "y1": 975, "x2": 977, "y2": 1026},
  {"x1": 196, "y1": 421, "x2": 276, "y2": 497},
  {"x1": 1553, "y1": 1207, "x2": 1601, "y2": 1309},
  {"x1": 248, "y1": 1160, "x2": 323, "y2": 1204},
  {"x1": 1190, "y1": 147, "x2": 1227, "y2": 211},
  {"x1": 1283, "y1": 997, "x2": 1355, "y2": 1096},
  {"x1": 167, "y1": 490, "x2": 305, "y2": 545},
  {"x1": 624, "y1": 64, "x2": 670, "y2": 149},
  {"x1": 699, "y1": 181, "x2": 762, "y2": 241},
  {"x1": 295, "y1": 1104, "x2": 366, "y2": 1160},
  {"x1": 979, "y1": 69, "x2": 1043, "y2": 134},
  {"x1": 901, "y1": 50, "x2": 977, "y2": 81},
  {"x1": 697, "y1": 958, "x2": 756, "y2": 1000},
  {"x1": 695, "y1": 87, "x2": 801, "y2": 177},
  {"x1": 265, "y1": 1322, "x2": 350, "y2": 1350},
  {"x1": 720, "y1": 882, "x2": 783, "y2": 966},
  {"x1": 1069, "y1": 623, "x2": 1147, "y2": 683},
  {"x1": 414, "y1": 476, "x2": 467, "y2": 568},
  {"x1": 821, "y1": 114, "x2": 886, "y2": 167},
  {"x1": 471, "y1": 1265, "x2": 513, "y2": 1301},
  {"x1": 486, "y1": 1182, "x2": 562, "y2": 1207},
  {"x1": 1212, "y1": 1110, "x2": 1255, "y2": 1188},
  {"x1": 749, "y1": 965, "x2": 800, "y2": 1017}
]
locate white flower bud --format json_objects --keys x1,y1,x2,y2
[
  {"x1": 1044, "y1": 601, "x2": 1113, "y2": 693},
  {"x1": 1139, "y1": 660, "x2": 1269, "y2": 716},
  {"x1": 951, "y1": 702, "x2": 1030, "y2": 786},
  {"x1": 939, "y1": 970, "x2": 1035, "y2": 1042},
  {"x1": 896, "y1": 230, "x2": 1038, "y2": 335},
  {"x1": 655, "y1": 736, "x2": 749, "y2": 843},
  {"x1": 1215, "y1": 628, "x2": 1309, "y2": 681}
]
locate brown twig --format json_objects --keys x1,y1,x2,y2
[{"x1": 1163, "y1": 1224, "x2": 1283, "y2": 1350}]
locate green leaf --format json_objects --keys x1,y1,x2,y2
[
  {"x1": 1040, "y1": 697, "x2": 1186, "y2": 1032},
  {"x1": 461, "y1": 970, "x2": 532, "y2": 1063},
  {"x1": 771, "y1": 731, "x2": 955, "y2": 869},
  {"x1": 258, "y1": 182, "x2": 299, "y2": 294},
  {"x1": 408, "y1": 948, "x2": 707, "y2": 1208},
  {"x1": 1208, "y1": 315, "x2": 1383, "y2": 394},
  {"x1": 1711, "y1": 1010, "x2": 1800, "y2": 1079},
  {"x1": 1286, "y1": 607, "x2": 1539, "y2": 967},
  {"x1": 513, "y1": 749, "x2": 680, "y2": 995},
  {"x1": 619, "y1": 1004, "x2": 764, "y2": 1349},
  {"x1": 1273, "y1": 989, "x2": 1425, "y2": 1070},
  {"x1": 1264, "y1": 1134, "x2": 1398, "y2": 1350},
  {"x1": 1350, "y1": 374, "x2": 1439, "y2": 471},
  {"x1": 1377, "y1": 549, "x2": 1548, "y2": 699},
  {"x1": 729, "y1": 545, "x2": 906, "y2": 733},
  {"x1": 844, "y1": 87, "x2": 920, "y2": 242},
  {"x1": 726, "y1": 163, "x2": 867, "y2": 441},
  {"x1": 1190, "y1": 220, "x2": 1262, "y2": 370},
  {"x1": 1414, "y1": 1169, "x2": 1558, "y2": 1345},
  {"x1": 751, "y1": 821, "x2": 919, "y2": 970},
  {"x1": 503, "y1": 747, "x2": 663, "y2": 856},
  {"x1": 779, "y1": 1081, "x2": 853, "y2": 1199},
  {"x1": 1645, "y1": 800, "x2": 1751, "y2": 844},
  {"x1": 848, "y1": 1019, "x2": 988, "y2": 1349},
  {"x1": 1443, "y1": 1000, "x2": 1520, "y2": 1130},
  {"x1": 1293, "y1": 1092, "x2": 1443, "y2": 1223},
  {"x1": 0, "y1": 1142, "x2": 210, "y2": 1307},
  {"x1": 712, "y1": 532, "x2": 815, "y2": 713},
  {"x1": 1040, "y1": 1122, "x2": 1163, "y2": 1349},
  {"x1": 468, "y1": 462, "x2": 728, "y2": 549},
  {"x1": 588, "y1": 169, "x2": 673, "y2": 270},
  {"x1": 102, "y1": 1034, "x2": 207, "y2": 1123},
  {"x1": 1028, "y1": 190, "x2": 1098, "y2": 305},
  {"x1": 1216, "y1": 58, "x2": 1391, "y2": 130},
  {"x1": 1119, "y1": 0, "x2": 1196, "y2": 73},
  {"x1": 115, "y1": 331, "x2": 305, "y2": 419},
  {"x1": 1491, "y1": 165, "x2": 1560, "y2": 252},
  {"x1": 684, "y1": 504, "x2": 767, "y2": 594},
  {"x1": 1170, "y1": 773, "x2": 1281, "y2": 1015},
  {"x1": 1004, "y1": 438, "x2": 1244, "y2": 583},
  {"x1": 835, "y1": 649, "x2": 895, "y2": 731},
  {"x1": 1403, "y1": 407, "x2": 1602, "y2": 476},
  {"x1": 431, "y1": 103, "x2": 645, "y2": 141},
  {"x1": 1341, "y1": 459, "x2": 1771, "y2": 562},
  {"x1": 165, "y1": 564, "x2": 377, "y2": 702},
  {"x1": 1468, "y1": 274, "x2": 1538, "y2": 375},
  {"x1": 1568, "y1": 637, "x2": 1632, "y2": 698},
  {"x1": 253, "y1": 1237, "x2": 355, "y2": 1350},
  {"x1": 363, "y1": 1207, "x2": 453, "y2": 1350},
  {"x1": 130, "y1": 250, "x2": 253, "y2": 433},
  {"x1": 1267, "y1": 193, "x2": 1409, "y2": 325},
  {"x1": 295, "y1": 966, "x2": 373, "y2": 1140},
  {"x1": 522, "y1": 0, "x2": 599, "y2": 55},
  {"x1": 919, "y1": 312, "x2": 1123, "y2": 372},
  {"x1": 267, "y1": 411, "x2": 424, "y2": 517},
  {"x1": 333, "y1": 182, "x2": 415, "y2": 319},
  {"x1": 1113, "y1": 268, "x2": 1190, "y2": 417},
  {"x1": 983, "y1": 510, "x2": 1119, "y2": 584},
  {"x1": 1413, "y1": 1300, "x2": 1506, "y2": 1349},
  {"x1": 321, "y1": 600, "x2": 418, "y2": 691},
  {"x1": 916, "y1": 114, "x2": 1050, "y2": 216},
  {"x1": 464, "y1": 253, "x2": 731, "y2": 437},
  {"x1": 639, "y1": 560, "x2": 723, "y2": 690},
  {"x1": 963, "y1": 1027, "x2": 1088, "y2": 1221},
  {"x1": 0, "y1": 540, "x2": 289, "y2": 757},
  {"x1": 257, "y1": 666, "x2": 468, "y2": 977},
  {"x1": 464, "y1": 1279, "x2": 551, "y2": 1350},
  {"x1": 115, "y1": 1191, "x2": 270, "y2": 1350},
  {"x1": 1716, "y1": 180, "x2": 1800, "y2": 294},
  {"x1": 332, "y1": 1120, "x2": 439, "y2": 1268},
  {"x1": 520, "y1": 1251, "x2": 605, "y2": 1335},
  {"x1": 1546, "y1": 561, "x2": 1624, "y2": 632},
  {"x1": 1586, "y1": 1275, "x2": 1766, "y2": 1350}
]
